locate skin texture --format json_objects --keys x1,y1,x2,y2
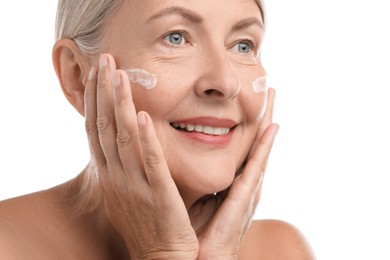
[
  {"x1": 0, "y1": 0, "x2": 315, "y2": 259},
  {"x1": 106, "y1": 0, "x2": 268, "y2": 205}
]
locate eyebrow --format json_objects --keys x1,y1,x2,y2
[
  {"x1": 147, "y1": 6, "x2": 203, "y2": 23},
  {"x1": 231, "y1": 17, "x2": 263, "y2": 32}
]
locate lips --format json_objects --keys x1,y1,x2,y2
[{"x1": 169, "y1": 117, "x2": 237, "y2": 145}]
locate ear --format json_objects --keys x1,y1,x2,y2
[{"x1": 52, "y1": 39, "x2": 91, "y2": 116}]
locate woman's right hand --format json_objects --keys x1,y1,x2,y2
[{"x1": 84, "y1": 54, "x2": 198, "y2": 260}]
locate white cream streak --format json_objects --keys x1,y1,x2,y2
[
  {"x1": 252, "y1": 76, "x2": 268, "y2": 94},
  {"x1": 252, "y1": 76, "x2": 268, "y2": 122},
  {"x1": 123, "y1": 68, "x2": 157, "y2": 90}
]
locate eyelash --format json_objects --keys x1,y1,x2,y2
[
  {"x1": 162, "y1": 30, "x2": 258, "y2": 55},
  {"x1": 233, "y1": 38, "x2": 257, "y2": 55},
  {"x1": 162, "y1": 30, "x2": 191, "y2": 47}
]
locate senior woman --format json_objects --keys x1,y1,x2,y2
[{"x1": 0, "y1": 0, "x2": 314, "y2": 259}]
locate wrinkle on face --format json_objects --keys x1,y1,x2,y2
[{"x1": 103, "y1": 0, "x2": 267, "y2": 198}]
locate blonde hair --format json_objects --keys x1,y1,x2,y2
[
  {"x1": 55, "y1": 0, "x2": 126, "y2": 56},
  {"x1": 55, "y1": 0, "x2": 265, "y2": 57}
]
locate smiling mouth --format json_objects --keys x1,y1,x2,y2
[{"x1": 170, "y1": 122, "x2": 233, "y2": 136}]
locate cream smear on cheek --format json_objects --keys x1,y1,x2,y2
[
  {"x1": 252, "y1": 76, "x2": 267, "y2": 94},
  {"x1": 251, "y1": 76, "x2": 268, "y2": 122},
  {"x1": 123, "y1": 68, "x2": 157, "y2": 90}
]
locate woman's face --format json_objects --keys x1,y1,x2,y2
[{"x1": 107, "y1": 0, "x2": 266, "y2": 202}]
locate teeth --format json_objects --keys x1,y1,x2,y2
[
  {"x1": 213, "y1": 127, "x2": 223, "y2": 135},
  {"x1": 171, "y1": 122, "x2": 231, "y2": 136},
  {"x1": 186, "y1": 124, "x2": 195, "y2": 131},
  {"x1": 203, "y1": 126, "x2": 214, "y2": 135},
  {"x1": 195, "y1": 125, "x2": 204, "y2": 132}
]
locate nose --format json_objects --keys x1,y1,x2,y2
[{"x1": 194, "y1": 49, "x2": 241, "y2": 101}]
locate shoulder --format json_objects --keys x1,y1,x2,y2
[
  {"x1": 0, "y1": 187, "x2": 110, "y2": 260},
  {"x1": 0, "y1": 195, "x2": 38, "y2": 259},
  {"x1": 0, "y1": 190, "x2": 69, "y2": 259},
  {"x1": 0, "y1": 191, "x2": 51, "y2": 226},
  {"x1": 0, "y1": 215, "x2": 31, "y2": 260},
  {"x1": 239, "y1": 219, "x2": 316, "y2": 260}
]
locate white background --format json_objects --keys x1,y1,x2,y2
[{"x1": 0, "y1": 1, "x2": 389, "y2": 259}]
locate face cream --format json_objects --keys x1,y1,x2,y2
[
  {"x1": 252, "y1": 76, "x2": 267, "y2": 94},
  {"x1": 123, "y1": 68, "x2": 157, "y2": 90},
  {"x1": 251, "y1": 76, "x2": 268, "y2": 122}
]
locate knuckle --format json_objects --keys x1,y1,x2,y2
[
  {"x1": 113, "y1": 94, "x2": 125, "y2": 106},
  {"x1": 139, "y1": 133, "x2": 153, "y2": 144},
  {"x1": 96, "y1": 115, "x2": 111, "y2": 134},
  {"x1": 260, "y1": 139, "x2": 273, "y2": 153},
  {"x1": 116, "y1": 131, "x2": 131, "y2": 145},
  {"x1": 84, "y1": 85, "x2": 95, "y2": 97},
  {"x1": 143, "y1": 155, "x2": 162, "y2": 172},
  {"x1": 97, "y1": 78, "x2": 111, "y2": 90},
  {"x1": 85, "y1": 117, "x2": 96, "y2": 135}
]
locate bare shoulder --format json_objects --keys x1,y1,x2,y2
[
  {"x1": 0, "y1": 187, "x2": 114, "y2": 260},
  {"x1": 0, "y1": 194, "x2": 43, "y2": 259},
  {"x1": 239, "y1": 219, "x2": 316, "y2": 260},
  {"x1": 0, "y1": 214, "x2": 32, "y2": 260},
  {"x1": 0, "y1": 189, "x2": 73, "y2": 259},
  {"x1": 0, "y1": 205, "x2": 22, "y2": 259}
]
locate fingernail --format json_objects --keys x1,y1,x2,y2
[
  {"x1": 113, "y1": 71, "x2": 121, "y2": 88},
  {"x1": 137, "y1": 112, "x2": 147, "y2": 126},
  {"x1": 88, "y1": 67, "x2": 96, "y2": 80},
  {"x1": 99, "y1": 54, "x2": 107, "y2": 69}
]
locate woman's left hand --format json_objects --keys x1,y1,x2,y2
[{"x1": 189, "y1": 89, "x2": 278, "y2": 259}]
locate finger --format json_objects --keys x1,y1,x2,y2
[
  {"x1": 244, "y1": 176, "x2": 265, "y2": 233},
  {"x1": 208, "y1": 124, "x2": 279, "y2": 236},
  {"x1": 241, "y1": 123, "x2": 279, "y2": 192},
  {"x1": 137, "y1": 111, "x2": 175, "y2": 191},
  {"x1": 84, "y1": 66, "x2": 106, "y2": 169},
  {"x1": 252, "y1": 181, "x2": 263, "y2": 214},
  {"x1": 259, "y1": 87, "x2": 276, "y2": 135},
  {"x1": 96, "y1": 54, "x2": 121, "y2": 167},
  {"x1": 225, "y1": 124, "x2": 279, "y2": 218},
  {"x1": 113, "y1": 70, "x2": 143, "y2": 174},
  {"x1": 248, "y1": 88, "x2": 276, "y2": 158}
]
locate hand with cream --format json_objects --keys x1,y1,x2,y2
[
  {"x1": 85, "y1": 54, "x2": 199, "y2": 259},
  {"x1": 85, "y1": 53, "x2": 279, "y2": 259},
  {"x1": 0, "y1": 0, "x2": 314, "y2": 258}
]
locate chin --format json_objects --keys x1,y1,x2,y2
[
  {"x1": 158, "y1": 121, "x2": 253, "y2": 204},
  {"x1": 169, "y1": 158, "x2": 238, "y2": 203}
]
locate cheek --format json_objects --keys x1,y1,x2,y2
[
  {"x1": 130, "y1": 67, "x2": 192, "y2": 118},
  {"x1": 238, "y1": 72, "x2": 268, "y2": 123},
  {"x1": 131, "y1": 87, "x2": 175, "y2": 119},
  {"x1": 117, "y1": 50, "x2": 197, "y2": 116}
]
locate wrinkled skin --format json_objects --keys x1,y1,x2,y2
[{"x1": 0, "y1": 0, "x2": 315, "y2": 259}]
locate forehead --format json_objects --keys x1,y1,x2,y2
[
  {"x1": 106, "y1": 0, "x2": 265, "y2": 55},
  {"x1": 119, "y1": 0, "x2": 263, "y2": 23}
]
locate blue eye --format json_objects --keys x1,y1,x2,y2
[
  {"x1": 164, "y1": 32, "x2": 185, "y2": 45},
  {"x1": 235, "y1": 42, "x2": 252, "y2": 53}
]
